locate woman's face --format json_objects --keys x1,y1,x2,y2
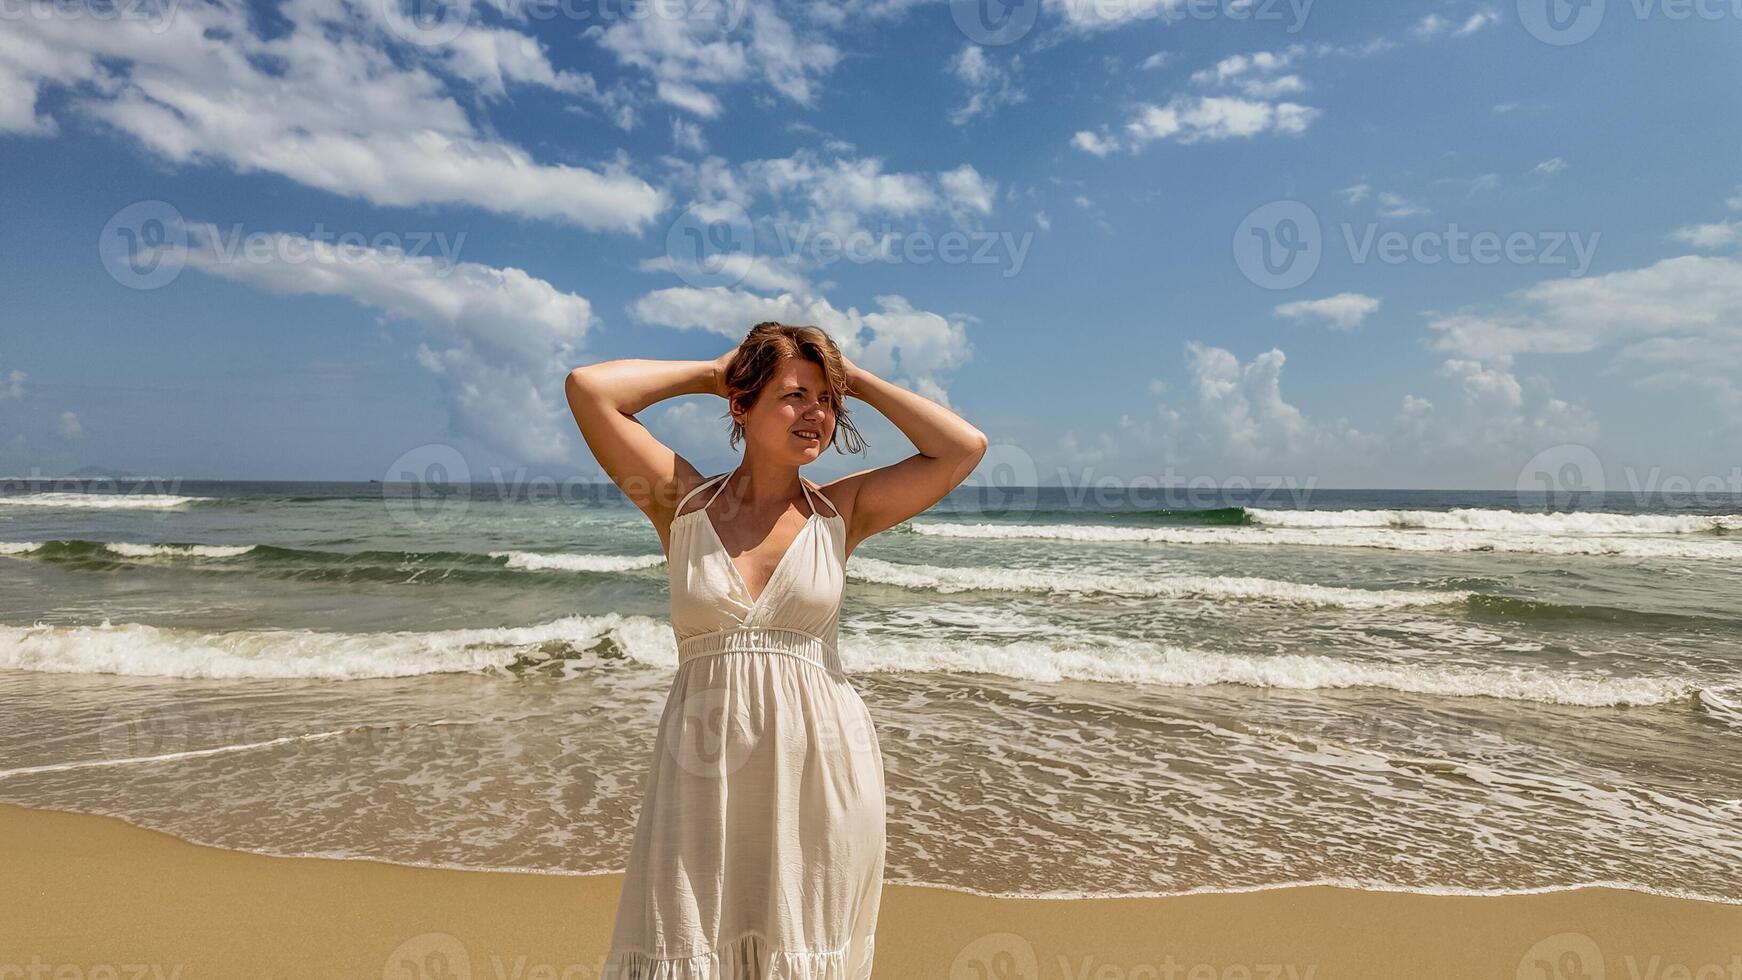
[{"x1": 736, "y1": 356, "x2": 836, "y2": 461}]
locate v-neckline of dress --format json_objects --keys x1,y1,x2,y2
[{"x1": 698, "y1": 506, "x2": 821, "y2": 615}]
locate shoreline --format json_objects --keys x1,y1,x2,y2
[
  {"x1": 3, "y1": 802, "x2": 1739, "y2": 980},
  {"x1": 15, "y1": 802, "x2": 1738, "y2": 908}
]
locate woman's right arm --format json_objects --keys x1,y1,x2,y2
[{"x1": 563, "y1": 355, "x2": 728, "y2": 524}]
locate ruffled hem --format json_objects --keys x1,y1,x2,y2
[{"x1": 602, "y1": 931, "x2": 874, "y2": 980}]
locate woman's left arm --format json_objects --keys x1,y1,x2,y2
[{"x1": 820, "y1": 356, "x2": 989, "y2": 547}]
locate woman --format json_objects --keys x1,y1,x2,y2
[{"x1": 563, "y1": 321, "x2": 988, "y2": 979}]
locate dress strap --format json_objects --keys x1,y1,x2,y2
[
  {"x1": 705, "y1": 471, "x2": 735, "y2": 508},
  {"x1": 675, "y1": 473, "x2": 730, "y2": 515},
  {"x1": 800, "y1": 478, "x2": 838, "y2": 519},
  {"x1": 680, "y1": 471, "x2": 836, "y2": 519}
]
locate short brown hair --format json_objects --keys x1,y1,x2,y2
[{"x1": 722, "y1": 322, "x2": 866, "y2": 454}]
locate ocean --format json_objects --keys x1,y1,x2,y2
[{"x1": 1, "y1": 478, "x2": 1738, "y2": 904}]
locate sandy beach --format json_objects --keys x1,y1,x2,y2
[{"x1": 2, "y1": 801, "x2": 1737, "y2": 980}]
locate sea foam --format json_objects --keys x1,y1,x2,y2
[
  {"x1": 0, "y1": 616, "x2": 1721, "y2": 714},
  {"x1": 913, "y1": 521, "x2": 1742, "y2": 559},
  {"x1": 103, "y1": 542, "x2": 257, "y2": 558},
  {"x1": 0, "y1": 615, "x2": 671, "y2": 680},
  {"x1": 848, "y1": 557, "x2": 1468, "y2": 609},
  {"x1": 0, "y1": 492, "x2": 207, "y2": 510},
  {"x1": 488, "y1": 551, "x2": 666, "y2": 573},
  {"x1": 841, "y1": 632, "x2": 1701, "y2": 708},
  {"x1": 1247, "y1": 507, "x2": 1742, "y2": 534}
]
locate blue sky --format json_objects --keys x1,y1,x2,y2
[{"x1": 2, "y1": 0, "x2": 1739, "y2": 490}]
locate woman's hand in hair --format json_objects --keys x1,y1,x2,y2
[
  {"x1": 710, "y1": 349, "x2": 736, "y2": 398},
  {"x1": 838, "y1": 353, "x2": 864, "y2": 398}
]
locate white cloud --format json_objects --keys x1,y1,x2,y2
[
  {"x1": 1056, "y1": 424, "x2": 1122, "y2": 467},
  {"x1": 651, "y1": 149, "x2": 1002, "y2": 287},
  {"x1": 1669, "y1": 221, "x2": 1741, "y2": 249},
  {"x1": 1061, "y1": 340, "x2": 1591, "y2": 483},
  {"x1": 758, "y1": 154, "x2": 945, "y2": 217},
  {"x1": 1275, "y1": 293, "x2": 1381, "y2": 330},
  {"x1": 1428, "y1": 254, "x2": 1742, "y2": 422},
  {"x1": 1076, "y1": 44, "x2": 1321, "y2": 155},
  {"x1": 0, "y1": 0, "x2": 666, "y2": 232},
  {"x1": 56, "y1": 411, "x2": 82, "y2": 440},
  {"x1": 1666, "y1": 190, "x2": 1742, "y2": 249},
  {"x1": 1191, "y1": 50, "x2": 1297, "y2": 85},
  {"x1": 594, "y1": 3, "x2": 839, "y2": 116},
  {"x1": 636, "y1": 251, "x2": 810, "y2": 294},
  {"x1": 1050, "y1": 0, "x2": 1186, "y2": 32},
  {"x1": 0, "y1": 358, "x2": 25, "y2": 400},
  {"x1": 1175, "y1": 342, "x2": 1317, "y2": 460},
  {"x1": 1467, "y1": 173, "x2": 1502, "y2": 194},
  {"x1": 1420, "y1": 358, "x2": 1595, "y2": 455},
  {"x1": 671, "y1": 118, "x2": 708, "y2": 154},
  {"x1": 1430, "y1": 172, "x2": 1501, "y2": 197},
  {"x1": 1338, "y1": 183, "x2": 1372, "y2": 205},
  {"x1": 1412, "y1": 13, "x2": 1449, "y2": 37},
  {"x1": 744, "y1": 3, "x2": 843, "y2": 103},
  {"x1": 1127, "y1": 95, "x2": 1319, "y2": 146},
  {"x1": 1189, "y1": 49, "x2": 1307, "y2": 98},
  {"x1": 1110, "y1": 341, "x2": 1368, "y2": 472},
  {"x1": 435, "y1": 20, "x2": 605, "y2": 98},
  {"x1": 948, "y1": 44, "x2": 1026, "y2": 124},
  {"x1": 1456, "y1": 10, "x2": 1500, "y2": 35},
  {"x1": 1072, "y1": 129, "x2": 1118, "y2": 157},
  {"x1": 629, "y1": 287, "x2": 972, "y2": 405},
  {"x1": 939, "y1": 164, "x2": 997, "y2": 215},
  {"x1": 641, "y1": 397, "x2": 731, "y2": 462},
  {"x1": 1237, "y1": 74, "x2": 1307, "y2": 99},
  {"x1": 1340, "y1": 183, "x2": 1429, "y2": 218},
  {"x1": 1413, "y1": 9, "x2": 1498, "y2": 38},
  {"x1": 950, "y1": 43, "x2": 989, "y2": 82},
  {"x1": 1376, "y1": 192, "x2": 1429, "y2": 219},
  {"x1": 1429, "y1": 255, "x2": 1742, "y2": 362},
  {"x1": 656, "y1": 81, "x2": 724, "y2": 118},
  {"x1": 176, "y1": 223, "x2": 597, "y2": 463},
  {"x1": 1532, "y1": 157, "x2": 1568, "y2": 176}
]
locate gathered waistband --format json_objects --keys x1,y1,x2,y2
[{"x1": 676, "y1": 626, "x2": 847, "y2": 676}]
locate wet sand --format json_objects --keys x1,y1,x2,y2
[{"x1": 2, "y1": 802, "x2": 1737, "y2": 980}]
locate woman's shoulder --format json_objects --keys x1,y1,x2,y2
[{"x1": 673, "y1": 472, "x2": 726, "y2": 519}]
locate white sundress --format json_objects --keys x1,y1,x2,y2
[{"x1": 602, "y1": 471, "x2": 886, "y2": 980}]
